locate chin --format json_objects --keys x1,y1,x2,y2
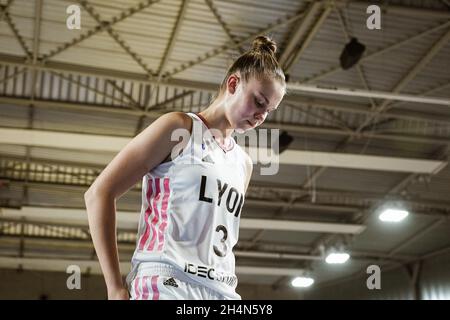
[
  {"x1": 238, "y1": 123, "x2": 255, "y2": 134},
  {"x1": 233, "y1": 118, "x2": 257, "y2": 133}
]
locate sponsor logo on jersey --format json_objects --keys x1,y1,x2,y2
[
  {"x1": 202, "y1": 154, "x2": 215, "y2": 164},
  {"x1": 184, "y1": 262, "x2": 238, "y2": 288},
  {"x1": 163, "y1": 277, "x2": 179, "y2": 288}
]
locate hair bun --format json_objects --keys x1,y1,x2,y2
[{"x1": 252, "y1": 35, "x2": 277, "y2": 55}]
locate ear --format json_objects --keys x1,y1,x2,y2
[{"x1": 226, "y1": 73, "x2": 240, "y2": 94}]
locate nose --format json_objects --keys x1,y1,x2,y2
[{"x1": 254, "y1": 111, "x2": 267, "y2": 122}]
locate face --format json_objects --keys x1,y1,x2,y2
[{"x1": 224, "y1": 74, "x2": 285, "y2": 133}]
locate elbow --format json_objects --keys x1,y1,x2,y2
[
  {"x1": 84, "y1": 187, "x2": 114, "y2": 205},
  {"x1": 84, "y1": 188, "x2": 95, "y2": 206},
  {"x1": 84, "y1": 186, "x2": 102, "y2": 204}
]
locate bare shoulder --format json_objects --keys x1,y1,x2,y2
[
  {"x1": 85, "y1": 112, "x2": 194, "y2": 199},
  {"x1": 156, "y1": 111, "x2": 192, "y2": 131}
]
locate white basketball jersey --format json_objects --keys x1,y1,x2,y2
[{"x1": 126, "y1": 112, "x2": 249, "y2": 299}]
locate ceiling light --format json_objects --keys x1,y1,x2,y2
[
  {"x1": 325, "y1": 252, "x2": 350, "y2": 264},
  {"x1": 379, "y1": 208, "x2": 409, "y2": 222},
  {"x1": 291, "y1": 276, "x2": 314, "y2": 288}
]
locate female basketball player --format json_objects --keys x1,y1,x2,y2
[{"x1": 84, "y1": 36, "x2": 286, "y2": 300}]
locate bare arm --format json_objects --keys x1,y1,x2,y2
[{"x1": 83, "y1": 112, "x2": 192, "y2": 298}]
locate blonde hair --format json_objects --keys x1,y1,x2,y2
[{"x1": 219, "y1": 35, "x2": 286, "y2": 95}]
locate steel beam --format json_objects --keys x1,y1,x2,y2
[
  {"x1": 387, "y1": 218, "x2": 448, "y2": 257},
  {"x1": 0, "y1": 256, "x2": 309, "y2": 277},
  {"x1": 285, "y1": 5, "x2": 332, "y2": 72},
  {"x1": 3, "y1": 12, "x2": 32, "y2": 58},
  {"x1": 313, "y1": 244, "x2": 450, "y2": 291},
  {"x1": 3, "y1": 96, "x2": 450, "y2": 145},
  {"x1": 78, "y1": 1, "x2": 155, "y2": 79},
  {"x1": 356, "y1": 28, "x2": 450, "y2": 131},
  {"x1": 0, "y1": 206, "x2": 366, "y2": 234},
  {"x1": 339, "y1": 1, "x2": 450, "y2": 20},
  {"x1": 157, "y1": 0, "x2": 190, "y2": 78},
  {"x1": 0, "y1": 0, "x2": 15, "y2": 21},
  {"x1": 0, "y1": 127, "x2": 446, "y2": 173},
  {"x1": 2, "y1": 53, "x2": 449, "y2": 126},
  {"x1": 278, "y1": 2, "x2": 323, "y2": 70},
  {"x1": 287, "y1": 83, "x2": 450, "y2": 106},
  {"x1": 165, "y1": 10, "x2": 308, "y2": 78},
  {"x1": 204, "y1": 0, "x2": 245, "y2": 54},
  {"x1": 41, "y1": 0, "x2": 162, "y2": 62},
  {"x1": 2, "y1": 179, "x2": 449, "y2": 216},
  {"x1": 304, "y1": 20, "x2": 450, "y2": 83}
]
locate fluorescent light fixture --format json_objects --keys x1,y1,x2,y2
[
  {"x1": 0, "y1": 206, "x2": 365, "y2": 234},
  {"x1": 291, "y1": 277, "x2": 314, "y2": 288},
  {"x1": 0, "y1": 128, "x2": 446, "y2": 174},
  {"x1": 379, "y1": 208, "x2": 409, "y2": 222},
  {"x1": 286, "y1": 83, "x2": 450, "y2": 106},
  {"x1": 240, "y1": 218, "x2": 365, "y2": 234},
  {"x1": 325, "y1": 252, "x2": 350, "y2": 264}
]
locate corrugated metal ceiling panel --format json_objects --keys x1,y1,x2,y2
[{"x1": 316, "y1": 167, "x2": 406, "y2": 194}]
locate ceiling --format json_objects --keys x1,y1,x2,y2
[{"x1": 0, "y1": 0, "x2": 449, "y2": 294}]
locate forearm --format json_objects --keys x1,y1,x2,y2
[{"x1": 84, "y1": 192, "x2": 124, "y2": 291}]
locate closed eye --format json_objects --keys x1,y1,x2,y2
[{"x1": 254, "y1": 97, "x2": 265, "y2": 108}]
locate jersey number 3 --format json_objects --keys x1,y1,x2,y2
[{"x1": 213, "y1": 225, "x2": 228, "y2": 257}]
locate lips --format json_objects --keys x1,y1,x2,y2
[{"x1": 247, "y1": 120, "x2": 256, "y2": 127}]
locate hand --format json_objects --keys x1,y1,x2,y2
[{"x1": 108, "y1": 287, "x2": 130, "y2": 300}]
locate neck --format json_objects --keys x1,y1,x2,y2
[{"x1": 198, "y1": 97, "x2": 234, "y2": 145}]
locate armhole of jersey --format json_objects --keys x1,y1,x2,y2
[{"x1": 159, "y1": 113, "x2": 195, "y2": 165}]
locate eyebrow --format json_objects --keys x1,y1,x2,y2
[{"x1": 258, "y1": 91, "x2": 269, "y2": 104}]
